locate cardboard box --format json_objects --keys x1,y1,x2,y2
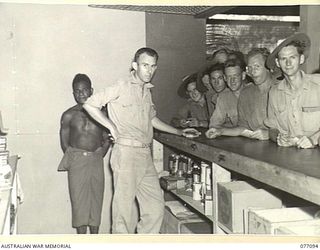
[
  {"x1": 217, "y1": 181, "x2": 282, "y2": 233},
  {"x1": 160, "y1": 176, "x2": 185, "y2": 190},
  {"x1": 248, "y1": 206, "x2": 320, "y2": 234}
]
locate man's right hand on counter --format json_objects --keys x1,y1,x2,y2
[{"x1": 205, "y1": 127, "x2": 223, "y2": 139}]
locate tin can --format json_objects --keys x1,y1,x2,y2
[{"x1": 193, "y1": 183, "x2": 202, "y2": 201}]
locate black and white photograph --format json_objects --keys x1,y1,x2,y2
[{"x1": 0, "y1": 1, "x2": 319, "y2": 246}]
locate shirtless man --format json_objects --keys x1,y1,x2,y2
[{"x1": 58, "y1": 73, "x2": 111, "y2": 234}]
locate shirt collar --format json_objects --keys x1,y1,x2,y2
[
  {"x1": 129, "y1": 71, "x2": 154, "y2": 89},
  {"x1": 277, "y1": 70, "x2": 309, "y2": 93},
  {"x1": 188, "y1": 98, "x2": 205, "y2": 107},
  {"x1": 258, "y1": 72, "x2": 273, "y2": 93}
]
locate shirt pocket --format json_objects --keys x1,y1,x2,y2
[
  {"x1": 120, "y1": 100, "x2": 141, "y2": 118},
  {"x1": 301, "y1": 107, "x2": 320, "y2": 133},
  {"x1": 121, "y1": 101, "x2": 134, "y2": 108}
]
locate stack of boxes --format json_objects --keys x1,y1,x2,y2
[
  {"x1": 0, "y1": 113, "x2": 11, "y2": 187},
  {"x1": 0, "y1": 136, "x2": 9, "y2": 167}
]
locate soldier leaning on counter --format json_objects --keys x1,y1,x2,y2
[
  {"x1": 265, "y1": 33, "x2": 320, "y2": 149},
  {"x1": 83, "y1": 47, "x2": 199, "y2": 234},
  {"x1": 206, "y1": 48, "x2": 275, "y2": 141},
  {"x1": 205, "y1": 58, "x2": 246, "y2": 138},
  {"x1": 171, "y1": 73, "x2": 213, "y2": 128}
]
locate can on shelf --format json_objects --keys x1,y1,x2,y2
[{"x1": 193, "y1": 182, "x2": 202, "y2": 201}]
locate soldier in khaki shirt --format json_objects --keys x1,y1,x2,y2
[
  {"x1": 171, "y1": 73, "x2": 213, "y2": 128},
  {"x1": 206, "y1": 48, "x2": 274, "y2": 140},
  {"x1": 265, "y1": 33, "x2": 320, "y2": 148},
  {"x1": 83, "y1": 48, "x2": 198, "y2": 233},
  {"x1": 206, "y1": 58, "x2": 246, "y2": 138}
]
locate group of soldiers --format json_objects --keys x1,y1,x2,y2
[
  {"x1": 172, "y1": 32, "x2": 320, "y2": 149},
  {"x1": 58, "y1": 32, "x2": 320, "y2": 235}
]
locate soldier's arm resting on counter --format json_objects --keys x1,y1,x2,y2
[{"x1": 152, "y1": 116, "x2": 199, "y2": 137}]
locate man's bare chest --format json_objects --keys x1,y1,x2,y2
[{"x1": 70, "y1": 111, "x2": 99, "y2": 132}]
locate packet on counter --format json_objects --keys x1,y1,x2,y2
[{"x1": 184, "y1": 130, "x2": 201, "y2": 138}]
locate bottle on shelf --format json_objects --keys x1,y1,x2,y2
[
  {"x1": 200, "y1": 161, "x2": 210, "y2": 204},
  {"x1": 185, "y1": 157, "x2": 193, "y2": 192},
  {"x1": 177, "y1": 154, "x2": 185, "y2": 177},
  {"x1": 192, "y1": 162, "x2": 202, "y2": 200},
  {"x1": 192, "y1": 162, "x2": 201, "y2": 184},
  {"x1": 168, "y1": 153, "x2": 179, "y2": 176}
]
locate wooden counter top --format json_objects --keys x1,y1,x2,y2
[{"x1": 154, "y1": 131, "x2": 320, "y2": 206}]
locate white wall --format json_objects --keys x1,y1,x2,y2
[
  {"x1": 0, "y1": 3, "x2": 146, "y2": 234},
  {"x1": 146, "y1": 13, "x2": 206, "y2": 123}
]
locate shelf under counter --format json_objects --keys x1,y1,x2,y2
[
  {"x1": 155, "y1": 131, "x2": 320, "y2": 206},
  {"x1": 169, "y1": 189, "x2": 214, "y2": 222}
]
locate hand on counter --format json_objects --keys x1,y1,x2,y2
[
  {"x1": 205, "y1": 127, "x2": 223, "y2": 139},
  {"x1": 277, "y1": 133, "x2": 299, "y2": 147},
  {"x1": 296, "y1": 135, "x2": 315, "y2": 149},
  {"x1": 250, "y1": 128, "x2": 269, "y2": 140}
]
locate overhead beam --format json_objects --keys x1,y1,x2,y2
[{"x1": 195, "y1": 6, "x2": 237, "y2": 18}]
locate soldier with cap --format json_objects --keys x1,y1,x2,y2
[
  {"x1": 265, "y1": 33, "x2": 320, "y2": 148},
  {"x1": 171, "y1": 73, "x2": 213, "y2": 128}
]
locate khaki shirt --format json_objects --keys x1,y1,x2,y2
[
  {"x1": 209, "y1": 88, "x2": 239, "y2": 128},
  {"x1": 265, "y1": 71, "x2": 320, "y2": 137},
  {"x1": 85, "y1": 72, "x2": 156, "y2": 144},
  {"x1": 238, "y1": 75, "x2": 274, "y2": 130},
  {"x1": 176, "y1": 98, "x2": 213, "y2": 121},
  {"x1": 205, "y1": 91, "x2": 218, "y2": 116}
]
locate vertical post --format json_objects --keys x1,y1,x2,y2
[
  {"x1": 211, "y1": 162, "x2": 218, "y2": 234},
  {"x1": 299, "y1": 5, "x2": 320, "y2": 73}
]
